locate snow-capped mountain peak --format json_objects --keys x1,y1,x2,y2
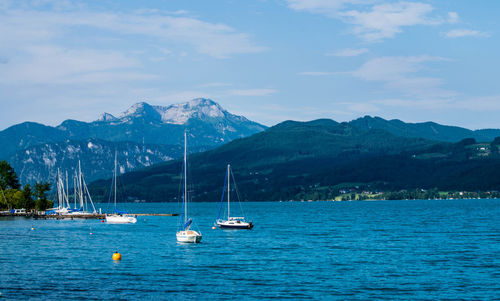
[
  {"x1": 155, "y1": 98, "x2": 225, "y2": 124},
  {"x1": 97, "y1": 112, "x2": 118, "y2": 122},
  {"x1": 112, "y1": 98, "x2": 228, "y2": 125}
]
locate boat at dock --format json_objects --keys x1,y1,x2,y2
[{"x1": 46, "y1": 162, "x2": 98, "y2": 216}]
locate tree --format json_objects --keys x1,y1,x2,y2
[
  {"x1": 21, "y1": 184, "x2": 35, "y2": 210},
  {"x1": 34, "y1": 182, "x2": 52, "y2": 211},
  {"x1": 0, "y1": 161, "x2": 20, "y2": 190},
  {"x1": 0, "y1": 189, "x2": 24, "y2": 209}
]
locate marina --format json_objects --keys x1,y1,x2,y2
[{"x1": 0, "y1": 212, "x2": 178, "y2": 219}]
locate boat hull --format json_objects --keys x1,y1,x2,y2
[
  {"x1": 106, "y1": 214, "x2": 137, "y2": 224},
  {"x1": 217, "y1": 220, "x2": 253, "y2": 229},
  {"x1": 176, "y1": 230, "x2": 202, "y2": 243}
]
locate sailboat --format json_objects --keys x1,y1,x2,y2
[
  {"x1": 69, "y1": 161, "x2": 98, "y2": 215},
  {"x1": 50, "y1": 169, "x2": 71, "y2": 214},
  {"x1": 176, "y1": 132, "x2": 202, "y2": 243},
  {"x1": 105, "y1": 151, "x2": 137, "y2": 224},
  {"x1": 216, "y1": 164, "x2": 253, "y2": 229}
]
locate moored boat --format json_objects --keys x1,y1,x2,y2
[
  {"x1": 176, "y1": 132, "x2": 202, "y2": 243},
  {"x1": 216, "y1": 164, "x2": 253, "y2": 229},
  {"x1": 105, "y1": 151, "x2": 137, "y2": 224}
]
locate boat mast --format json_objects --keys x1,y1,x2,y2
[
  {"x1": 73, "y1": 171, "x2": 77, "y2": 209},
  {"x1": 114, "y1": 150, "x2": 117, "y2": 209},
  {"x1": 184, "y1": 131, "x2": 187, "y2": 224},
  {"x1": 65, "y1": 171, "x2": 69, "y2": 208},
  {"x1": 78, "y1": 161, "x2": 83, "y2": 209},
  {"x1": 57, "y1": 168, "x2": 61, "y2": 209},
  {"x1": 227, "y1": 164, "x2": 230, "y2": 220}
]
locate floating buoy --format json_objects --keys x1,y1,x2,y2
[
  {"x1": 89, "y1": 227, "x2": 93, "y2": 235},
  {"x1": 30, "y1": 226, "x2": 35, "y2": 231},
  {"x1": 212, "y1": 226, "x2": 216, "y2": 230},
  {"x1": 112, "y1": 252, "x2": 122, "y2": 261},
  {"x1": 101, "y1": 220, "x2": 104, "y2": 223}
]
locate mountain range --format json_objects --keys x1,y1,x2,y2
[
  {"x1": 350, "y1": 116, "x2": 500, "y2": 142},
  {"x1": 89, "y1": 119, "x2": 500, "y2": 202},
  {"x1": 4, "y1": 98, "x2": 500, "y2": 191},
  {"x1": 1, "y1": 98, "x2": 266, "y2": 184}
]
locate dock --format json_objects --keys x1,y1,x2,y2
[
  {"x1": 1, "y1": 212, "x2": 178, "y2": 219},
  {"x1": 134, "y1": 213, "x2": 178, "y2": 216}
]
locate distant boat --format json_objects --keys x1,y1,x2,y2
[
  {"x1": 69, "y1": 161, "x2": 98, "y2": 215},
  {"x1": 216, "y1": 164, "x2": 253, "y2": 229},
  {"x1": 106, "y1": 151, "x2": 137, "y2": 224},
  {"x1": 49, "y1": 169, "x2": 71, "y2": 214},
  {"x1": 176, "y1": 132, "x2": 202, "y2": 243}
]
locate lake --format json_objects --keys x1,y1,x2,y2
[{"x1": 1, "y1": 199, "x2": 499, "y2": 300}]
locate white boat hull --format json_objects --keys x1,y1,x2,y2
[
  {"x1": 106, "y1": 214, "x2": 137, "y2": 224},
  {"x1": 176, "y1": 230, "x2": 202, "y2": 243},
  {"x1": 217, "y1": 219, "x2": 253, "y2": 229}
]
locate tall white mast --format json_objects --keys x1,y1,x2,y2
[
  {"x1": 74, "y1": 171, "x2": 77, "y2": 209},
  {"x1": 114, "y1": 150, "x2": 117, "y2": 208},
  {"x1": 227, "y1": 164, "x2": 230, "y2": 220},
  {"x1": 78, "y1": 160, "x2": 83, "y2": 209},
  {"x1": 184, "y1": 131, "x2": 187, "y2": 224},
  {"x1": 65, "y1": 171, "x2": 69, "y2": 208},
  {"x1": 57, "y1": 168, "x2": 61, "y2": 209}
]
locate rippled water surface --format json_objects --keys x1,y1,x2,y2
[{"x1": 1, "y1": 199, "x2": 500, "y2": 300}]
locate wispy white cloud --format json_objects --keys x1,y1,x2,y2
[
  {"x1": 227, "y1": 89, "x2": 277, "y2": 96},
  {"x1": 0, "y1": 7, "x2": 266, "y2": 59},
  {"x1": 285, "y1": 0, "x2": 366, "y2": 17},
  {"x1": 352, "y1": 55, "x2": 446, "y2": 81},
  {"x1": 350, "y1": 55, "x2": 455, "y2": 98},
  {"x1": 286, "y1": 1, "x2": 456, "y2": 42},
  {"x1": 326, "y1": 48, "x2": 368, "y2": 57},
  {"x1": 0, "y1": 45, "x2": 153, "y2": 84},
  {"x1": 340, "y1": 2, "x2": 442, "y2": 41},
  {"x1": 447, "y1": 11, "x2": 459, "y2": 24},
  {"x1": 298, "y1": 71, "x2": 334, "y2": 76},
  {"x1": 445, "y1": 29, "x2": 490, "y2": 38}
]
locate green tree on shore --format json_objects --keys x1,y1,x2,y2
[
  {"x1": 0, "y1": 160, "x2": 20, "y2": 190},
  {"x1": 0, "y1": 161, "x2": 49, "y2": 211},
  {"x1": 34, "y1": 182, "x2": 52, "y2": 211}
]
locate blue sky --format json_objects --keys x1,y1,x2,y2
[{"x1": 0, "y1": 0, "x2": 499, "y2": 130}]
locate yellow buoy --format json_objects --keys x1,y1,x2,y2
[
  {"x1": 31, "y1": 227, "x2": 35, "y2": 231},
  {"x1": 112, "y1": 252, "x2": 122, "y2": 261}
]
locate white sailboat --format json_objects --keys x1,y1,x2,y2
[
  {"x1": 176, "y1": 132, "x2": 202, "y2": 243},
  {"x1": 106, "y1": 151, "x2": 137, "y2": 224},
  {"x1": 52, "y1": 169, "x2": 71, "y2": 214},
  {"x1": 70, "y1": 161, "x2": 98, "y2": 215},
  {"x1": 216, "y1": 164, "x2": 253, "y2": 229}
]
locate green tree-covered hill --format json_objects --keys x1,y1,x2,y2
[{"x1": 89, "y1": 119, "x2": 500, "y2": 202}]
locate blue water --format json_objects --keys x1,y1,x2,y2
[{"x1": 1, "y1": 199, "x2": 500, "y2": 300}]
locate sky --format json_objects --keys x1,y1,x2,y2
[{"x1": 0, "y1": 0, "x2": 499, "y2": 130}]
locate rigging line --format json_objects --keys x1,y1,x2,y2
[
  {"x1": 217, "y1": 170, "x2": 228, "y2": 221},
  {"x1": 106, "y1": 168, "x2": 114, "y2": 212},
  {"x1": 177, "y1": 161, "x2": 185, "y2": 230}
]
